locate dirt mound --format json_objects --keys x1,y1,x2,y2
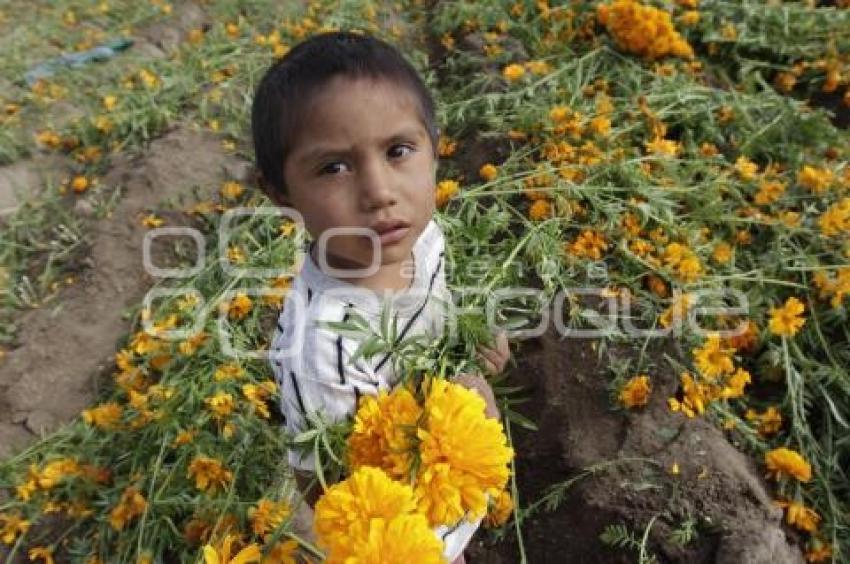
[
  {"x1": 0, "y1": 126, "x2": 246, "y2": 458},
  {"x1": 471, "y1": 327, "x2": 803, "y2": 564}
]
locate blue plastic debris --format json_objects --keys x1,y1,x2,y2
[{"x1": 24, "y1": 38, "x2": 133, "y2": 86}]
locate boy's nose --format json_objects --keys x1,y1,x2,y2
[{"x1": 358, "y1": 158, "x2": 397, "y2": 211}]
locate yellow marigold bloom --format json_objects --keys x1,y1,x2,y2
[
  {"x1": 720, "y1": 367, "x2": 751, "y2": 399},
  {"x1": 754, "y1": 180, "x2": 786, "y2": 205},
  {"x1": 248, "y1": 499, "x2": 290, "y2": 537},
  {"x1": 102, "y1": 95, "x2": 117, "y2": 111},
  {"x1": 437, "y1": 135, "x2": 457, "y2": 157},
  {"x1": 109, "y1": 487, "x2": 147, "y2": 531},
  {"x1": 479, "y1": 163, "x2": 498, "y2": 181},
  {"x1": 223, "y1": 293, "x2": 253, "y2": 320},
  {"x1": 484, "y1": 489, "x2": 514, "y2": 527},
  {"x1": 202, "y1": 534, "x2": 261, "y2": 564},
  {"x1": 645, "y1": 136, "x2": 680, "y2": 157},
  {"x1": 813, "y1": 267, "x2": 850, "y2": 308},
  {"x1": 680, "y1": 10, "x2": 700, "y2": 26},
  {"x1": 768, "y1": 297, "x2": 806, "y2": 337},
  {"x1": 172, "y1": 429, "x2": 197, "y2": 447},
  {"x1": 734, "y1": 156, "x2": 759, "y2": 181},
  {"x1": 179, "y1": 331, "x2": 209, "y2": 356},
  {"x1": 525, "y1": 60, "x2": 551, "y2": 75},
  {"x1": 817, "y1": 197, "x2": 850, "y2": 236},
  {"x1": 28, "y1": 546, "x2": 54, "y2": 564},
  {"x1": 261, "y1": 540, "x2": 298, "y2": 564},
  {"x1": 71, "y1": 175, "x2": 89, "y2": 193},
  {"x1": 348, "y1": 387, "x2": 422, "y2": 479},
  {"x1": 242, "y1": 383, "x2": 273, "y2": 419},
  {"x1": 502, "y1": 63, "x2": 525, "y2": 82},
  {"x1": 712, "y1": 241, "x2": 732, "y2": 264},
  {"x1": 435, "y1": 179, "x2": 460, "y2": 208},
  {"x1": 692, "y1": 333, "x2": 735, "y2": 380},
  {"x1": 619, "y1": 375, "x2": 651, "y2": 408},
  {"x1": 0, "y1": 512, "x2": 31, "y2": 545},
  {"x1": 224, "y1": 22, "x2": 240, "y2": 39},
  {"x1": 93, "y1": 115, "x2": 113, "y2": 134},
  {"x1": 746, "y1": 406, "x2": 783, "y2": 436},
  {"x1": 549, "y1": 105, "x2": 571, "y2": 122},
  {"x1": 227, "y1": 245, "x2": 246, "y2": 264},
  {"x1": 567, "y1": 230, "x2": 609, "y2": 260},
  {"x1": 775, "y1": 500, "x2": 820, "y2": 533},
  {"x1": 188, "y1": 456, "x2": 233, "y2": 493},
  {"x1": 141, "y1": 214, "x2": 164, "y2": 228},
  {"x1": 341, "y1": 514, "x2": 444, "y2": 564},
  {"x1": 214, "y1": 363, "x2": 245, "y2": 382},
  {"x1": 597, "y1": 0, "x2": 694, "y2": 60},
  {"x1": 221, "y1": 181, "x2": 244, "y2": 200},
  {"x1": 662, "y1": 242, "x2": 702, "y2": 282},
  {"x1": 314, "y1": 466, "x2": 419, "y2": 559},
  {"x1": 797, "y1": 165, "x2": 833, "y2": 193},
  {"x1": 205, "y1": 392, "x2": 235, "y2": 419},
  {"x1": 805, "y1": 539, "x2": 833, "y2": 562},
  {"x1": 82, "y1": 402, "x2": 123, "y2": 429},
  {"x1": 667, "y1": 372, "x2": 719, "y2": 418},
  {"x1": 765, "y1": 447, "x2": 812, "y2": 482},
  {"x1": 528, "y1": 199, "x2": 552, "y2": 221},
  {"x1": 416, "y1": 379, "x2": 513, "y2": 524},
  {"x1": 589, "y1": 116, "x2": 611, "y2": 136}
]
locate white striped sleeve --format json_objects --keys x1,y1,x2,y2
[{"x1": 277, "y1": 308, "x2": 384, "y2": 473}]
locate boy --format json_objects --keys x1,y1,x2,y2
[{"x1": 252, "y1": 31, "x2": 511, "y2": 562}]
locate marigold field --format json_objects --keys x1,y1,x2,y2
[{"x1": 1, "y1": 0, "x2": 849, "y2": 562}]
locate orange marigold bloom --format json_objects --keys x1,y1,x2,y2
[
  {"x1": 567, "y1": 230, "x2": 608, "y2": 260},
  {"x1": 619, "y1": 375, "x2": 651, "y2": 408},
  {"x1": 435, "y1": 179, "x2": 460, "y2": 208},
  {"x1": 528, "y1": 199, "x2": 552, "y2": 221},
  {"x1": 775, "y1": 500, "x2": 820, "y2": 533},
  {"x1": 768, "y1": 297, "x2": 806, "y2": 337},
  {"x1": 797, "y1": 165, "x2": 833, "y2": 193},
  {"x1": 765, "y1": 447, "x2": 811, "y2": 482}
]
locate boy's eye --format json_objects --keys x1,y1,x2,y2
[
  {"x1": 318, "y1": 162, "x2": 348, "y2": 176},
  {"x1": 388, "y1": 144, "x2": 414, "y2": 159}
]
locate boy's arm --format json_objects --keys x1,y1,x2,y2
[{"x1": 294, "y1": 469, "x2": 322, "y2": 508}]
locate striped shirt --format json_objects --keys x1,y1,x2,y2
[{"x1": 269, "y1": 218, "x2": 479, "y2": 561}]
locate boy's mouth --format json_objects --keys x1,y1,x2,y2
[{"x1": 369, "y1": 219, "x2": 411, "y2": 246}]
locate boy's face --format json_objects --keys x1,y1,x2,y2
[{"x1": 278, "y1": 75, "x2": 437, "y2": 277}]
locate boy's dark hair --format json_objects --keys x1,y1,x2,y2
[{"x1": 251, "y1": 31, "x2": 440, "y2": 201}]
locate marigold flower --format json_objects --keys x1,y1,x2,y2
[
  {"x1": 205, "y1": 392, "x2": 235, "y2": 420},
  {"x1": 645, "y1": 136, "x2": 680, "y2": 157},
  {"x1": 187, "y1": 456, "x2": 233, "y2": 492},
  {"x1": 484, "y1": 489, "x2": 514, "y2": 527},
  {"x1": 435, "y1": 179, "x2": 459, "y2": 208},
  {"x1": 28, "y1": 546, "x2": 54, "y2": 564},
  {"x1": 437, "y1": 135, "x2": 457, "y2": 157},
  {"x1": 567, "y1": 230, "x2": 609, "y2": 260},
  {"x1": 768, "y1": 297, "x2": 806, "y2": 337},
  {"x1": 775, "y1": 500, "x2": 820, "y2": 533},
  {"x1": 765, "y1": 447, "x2": 811, "y2": 482},
  {"x1": 528, "y1": 199, "x2": 552, "y2": 221},
  {"x1": 479, "y1": 163, "x2": 498, "y2": 182},
  {"x1": 753, "y1": 180, "x2": 786, "y2": 206},
  {"x1": 109, "y1": 487, "x2": 147, "y2": 531},
  {"x1": 202, "y1": 534, "x2": 261, "y2": 564},
  {"x1": 597, "y1": 0, "x2": 694, "y2": 60},
  {"x1": 314, "y1": 466, "x2": 423, "y2": 560},
  {"x1": 502, "y1": 63, "x2": 525, "y2": 82},
  {"x1": 0, "y1": 512, "x2": 31, "y2": 545},
  {"x1": 248, "y1": 499, "x2": 290, "y2": 538},
  {"x1": 734, "y1": 156, "x2": 758, "y2": 180},
  {"x1": 71, "y1": 175, "x2": 89, "y2": 193},
  {"x1": 348, "y1": 387, "x2": 422, "y2": 479},
  {"x1": 692, "y1": 333, "x2": 735, "y2": 380},
  {"x1": 220, "y1": 181, "x2": 244, "y2": 200},
  {"x1": 416, "y1": 379, "x2": 513, "y2": 525},
  {"x1": 797, "y1": 165, "x2": 833, "y2": 193},
  {"x1": 82, "y1": 402, "x2": 123, "y2": 429},
  {"x1": 223, "y1": 293, "x2": 253, "y2": 320},
  {"x1": 817, "y1": 197, "x2": 850, "y2": 236},
  {"x1": 619, "y1": 375, "x2": 651, "y2": 408}
]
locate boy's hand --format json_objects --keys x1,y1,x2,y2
[
  {"x1": 475, "y1": 330, "x2": 511, "y2": 376},
  {"x1": 450, "y1": 372, "x2": 500, "y2": 420}
]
